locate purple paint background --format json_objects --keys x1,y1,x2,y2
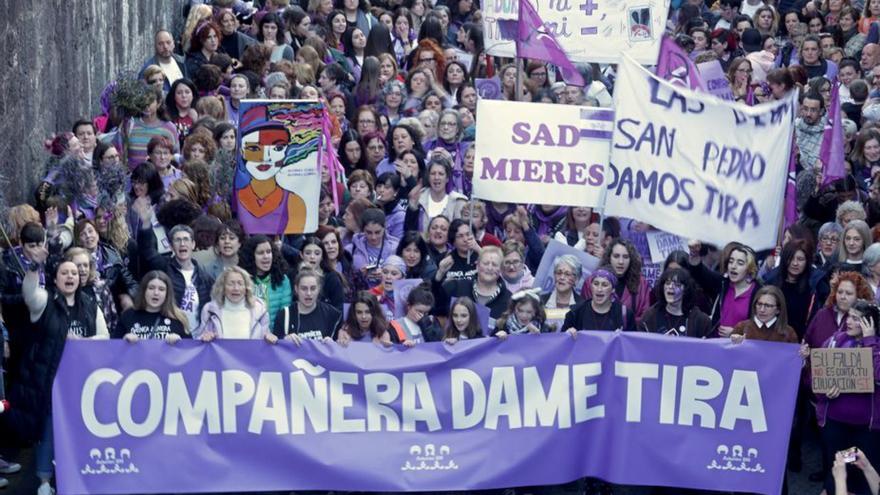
[{"x1": 54, "y1": 333, "x2": 800, "y2": 495}]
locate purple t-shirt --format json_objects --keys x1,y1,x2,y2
[{"x1": 718, "y1": 283, "x2": 756, "y2": 327}]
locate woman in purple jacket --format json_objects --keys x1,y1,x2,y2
[{"x1": 807, "y1": 299, "x2": 880, "y2": 495}]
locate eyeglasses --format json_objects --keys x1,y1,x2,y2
[
  {"x1": 172, "y1": 237, "x2": 193, "y2": 244},
  {"x1": 503, "y1": 259, "x2": 522, "y2": 267},
  {"x1": 820, "y1": 234, "x2": 840, "y2": 243},
  {"x1": 554, "y1": 270, "x2": 576, "y2": 279},
  {"x1": 755, "y1": 302, "x2": 777, "y2": 309}
]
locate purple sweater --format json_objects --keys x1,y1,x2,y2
[{"x1": 814, "y1": 332, "x2": 880, "y2": 430}]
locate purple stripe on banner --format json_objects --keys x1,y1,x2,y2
[
  {"x1": 581, "y1": 108, "x2": 615, "y2": 121},
  {"x1": 580, "y1": 129, "x2": 614, "y2": 139},
  {"x1": 53, "y1": 334, "x2": 800, "y2": 495}
]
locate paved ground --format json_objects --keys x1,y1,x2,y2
[{"x1": 1, "y1": 434, "x2": 826, "y2": 495}]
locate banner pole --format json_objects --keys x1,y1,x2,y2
[
  {"x1": 466, "y1": 196, "x2": 475, "y2": 265},
  {"x1": 515, "y1": 58, "x2": 524, "y2": 101}
]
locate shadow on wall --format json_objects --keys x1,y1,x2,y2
[{"x1": 0, "y1": 0, "x2": 186, "y2": 206}]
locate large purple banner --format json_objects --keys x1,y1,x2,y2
[{"x1": 53, "y1": 333, "x2": 801, "y2": 495}]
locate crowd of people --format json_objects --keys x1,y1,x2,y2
[{"x1": 0, "y1": 0, "x2": 879, "y2": 494}]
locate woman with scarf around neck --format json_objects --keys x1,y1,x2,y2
[
  {"x1": 564, "y1": 266, "x2": 636, "y2": 332},
  {"x1": 640, "y1": 267, "x2": 712, "y2": 337},
  {"x1": 500, "y1": 240, "x2": 534, "y2": 294},
  {"x1": 529, "y1": 204, "x2": 568, "y2": 245},
  {"x1": 802, "y1": 299, "x2": 880, "y2": 495},
  {"x1": 554, "y1": 207, "x2": 595, "y2": 250},
  {"x1": 687, "y1": 240, "x2": 761, "y2": 337},
  {"x1": 369, "y1": 256, "x2": 407, "y2": 321},
  {"x1": 493, "y1": 289, "x2": 548, "y2": 338}
]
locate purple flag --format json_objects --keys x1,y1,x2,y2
[
  {"x1": 54, "y1": 334, "x2": 800, "y2": 495},
  {"x1": 515, "y1": 0, "x2": 585, "y2": 86},
  {"x1": 784, "y1": 136, "x2": 799, "y2": 230},
  {"x1": 656, "y1": 35, "x2": 706, "y2": 91},
  {"x1": 820, "y1": 80, "x2": 845, "y2": 186}
]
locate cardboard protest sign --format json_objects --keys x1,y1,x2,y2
[
  {"x1": 482, "y1": 0, "x2": 669, "y2": 64},
  {"x1": 811, "y1": 348, "x2": 875, "y2": 394},
  {"x1": 235, "y1": 100, "x2": 323, "y2": 234},
  {"x1": 646, "y1": 231, "x2": 687, "y2": 264},
  {"x1": 606, "y1": 55, "x2": 797, "y2": 251},
  {"x1": 473, "y1": 100, "x2": 611, "y2": 208}
]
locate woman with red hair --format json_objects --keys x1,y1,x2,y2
[{"x1": 804, "y1": 271, "x2": 874, "y2": 350}]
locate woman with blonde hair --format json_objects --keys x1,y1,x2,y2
[
  {"x1": 4, "y1": 204, "x2": 40, "y2": 248},
  {"x1": 166, "y1": 177, "x2": 200, "y2": 205},
  {"x1": 142, "y1": 65, "x2": 165, "y2": 91},
  {"x1": 838, "y1": 219, "x2": 872, "y2": 272},
  {"x1": 195, "y1": 266, "x2": 271, "y2": 341}
]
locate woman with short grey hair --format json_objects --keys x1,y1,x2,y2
[{"x1": 540, "y1": 254, "x2": 585, "y2": 310}]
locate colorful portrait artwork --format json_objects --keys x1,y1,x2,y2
[{"x1": 235, "y1": 100, "x2": 323, "y2": 234}]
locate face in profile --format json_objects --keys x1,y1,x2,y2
[{"x1": 242, "y1": 127, "x2": 289, "y2": 181}]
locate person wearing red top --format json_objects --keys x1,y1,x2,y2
[{"x1": 460, "y1": 201, "x2": 501, "y2": 247}]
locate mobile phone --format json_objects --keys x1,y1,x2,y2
[{"x1": 842, "y1": 447, "x2": 858, "y2": 463}]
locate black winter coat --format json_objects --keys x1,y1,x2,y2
[{"x1": 1, "y1": 289, "x2": 98, "y2": 445}]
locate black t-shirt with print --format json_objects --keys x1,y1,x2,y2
[
  {"x1": 114, "y1": 309, "x2": 188, "y2": 340},
  {"x1": 272, "y1": 302, "x2": 342, "y2": 341}
]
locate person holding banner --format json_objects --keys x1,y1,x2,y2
[
  {"x1": 730, "y1": 285, "x2": 799, "y2": 343},
  {"x1": 337, "y1": 291, "x2": 391, "y2": 345},
  {"x1": 493, "y1": 289, "x2": 547, "y2": 337},
  {"x1": 809, "y1": 299, "x2": 880, "y2": 495},
  {"x1": 114, "y1": 271, "x2": 189, "y2": 341},
  {"x1": 194, "y1": 266, "x2": 270, "y2": 341},
  {"x1": 687, "y1": 241, "x2": 761, "y2": 336},
  {"x1": 564, "y1": 266, "x2": 636, "y2": 332},
  {"x1": 585, "y1": 239, "x2": 651, "y2": 323},
  {"x1": 443, "y1": 296, "x2": 483, "y2": 343},
  {"x1": 13, "y1": 252, "x2": 108, "y2": 495},
  {"x1": 369, "y1": 255, "x2": 406, "y2": 320},
  {"x1": 640, "y1": 267, "x2": 712, "y2": 337},
  {"x1": 273, "y1": 269, "x2": 342, "y2": 343}
]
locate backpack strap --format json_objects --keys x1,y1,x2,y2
[{"x1": 389, "y1": 320, "x2": 408, "y2": 343}]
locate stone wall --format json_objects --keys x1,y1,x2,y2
[{"x1": 0, "y1": 0, "x2": 186, "y2": 207}]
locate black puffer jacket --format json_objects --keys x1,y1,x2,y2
[
  {"x1": 138, "y1": 228, "x2": 214, "y2": 316},
  {"x1": 1, "y1": 289, "x2": 98, "y2": 445}
]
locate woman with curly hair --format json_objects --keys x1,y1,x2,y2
[
  {"x1": 181, "y1": 159, "x2": 217, "y2": 211},
  {"x1": 182, "y1": 132, "x2": 217, "y2": 165},
  {"x1": 238, "y1": 235, "x2": 292, "y2": 330},
  {"x1": 581, "y1": 238, "x2": 652, "y2": 323},
  {"x1": 805, "y1": 270, "x2": 874, "y2": 349}
]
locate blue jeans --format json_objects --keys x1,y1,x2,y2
[{"x1": 35, "y1": 414, "x2": 53, "y2": 481}]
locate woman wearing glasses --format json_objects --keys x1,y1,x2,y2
[
  {"x1": 640, "y1": 267, "x2": 712, "y2": 338},
  {"x1": 730, "y1": 285, "x2": 798, "y2": 343}
]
